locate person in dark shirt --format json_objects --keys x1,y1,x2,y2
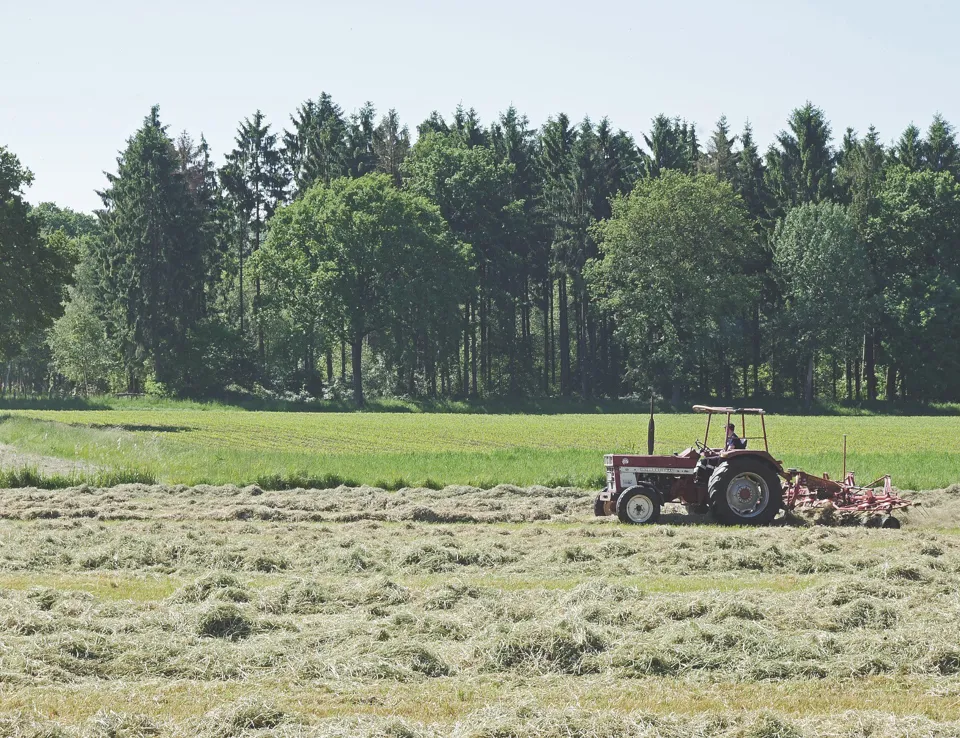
[{"x1": 725, "y1": 423, "x2": 746, "y2": 451}]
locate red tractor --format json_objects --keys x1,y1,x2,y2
[{"x1": 595, "y1": 405, "x2": 909, "y2": 526}]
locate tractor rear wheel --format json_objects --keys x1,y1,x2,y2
[
  {"x1": 616, "y1": 485, "x2": 662, "y2": 525},
  {"x1": 708, "y1": 458, "x2": 782, "y2": 526}
]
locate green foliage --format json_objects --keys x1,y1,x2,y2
[
  {"x1": 640, "y1": 114, "x2": 697, "y2": 177},
  {"x1": 774, "y1": 203, "x2": 872, "y2": 403},
  {"x1": 869, "y1": 166, "x2": 960, "y2": 399},
  {"x1": 590, "y1": 171, "x2": 756, "y2": 396},
  {"x1": 92, "y1": 106, "x2": 211, "y2": 394},
  {"x1": 46, "y1": 291, "x2": 119, "y2": 394},
  {"x1": 18, "y1": 99, "x2": 960, "y2": 407},
  {"x1": 765, "y1": 102, "x2": 835, "y2": 213},
  {"x1": 0, "y1": 147, "x2": 75, "y2": 360},
  {"x1": 259, "y1": 173, "x2": 468, "y2": 405}
]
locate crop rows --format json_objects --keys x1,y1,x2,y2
[{"x1": 0, "y1": 482, "x2": 959, "y2": 735}]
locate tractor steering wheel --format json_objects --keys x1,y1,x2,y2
[{"x1": 695, "y1": 439, "x2": 708, "y2": 453}]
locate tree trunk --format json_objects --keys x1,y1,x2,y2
[
  {"x1": 831, "y1": 356, "x2": 837, "y2": 401},
  {"x1": 463, "y1": 303, "x2": 470, "y2": 397},
  {"x1": 238, "y1": 225, "x2": 245, "y2": 335},
  {"x1": 479, "y1": 284, "x2": 487, "y2": 395},
  {"x1": 804, "y1": 353, "x2": 814, "y2": 408},
  {"x1": 470, "y1": 297, "x2": 478, "y2": 397},
  {"x1": 326, "y1": 350, "x2": 334, "y2": 384},
  {"x1": 598, "y1": 316, "x2": 608, "y2": 398},
  {"x1": 752, "y1": 303, "x2": 761, "y2": 395},
  {"x1": 885, "y1": 362, "x2": 897, "y2": 401},
  {"x1": 352, "y1": 338, "x2": 364, "y2": 407},
  {"x1": 542, "y1": 279, "x2": 550, "y2": 394},
  {"x1": 864, "y1": 332, "x2": 877, "y2": 401},
  {"x1": 549, "y1": 279, "x2": 556, "y2": 389},
  {"x1": 845, "y1": 357, "x2": 852, "y2": 401},
  {"x1": 558, "y1": 276, "x2": 570, "y2": 396}
]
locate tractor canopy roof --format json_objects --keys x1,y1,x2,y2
[{"x1": 692, "y1": 405, "x2": 766, "y2": 415}]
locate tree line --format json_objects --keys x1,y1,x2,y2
[{"x1": 2, "y1": 97, "x2": 959, "y2": 405}]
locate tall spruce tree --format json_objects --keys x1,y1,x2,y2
[
  {"x1": 838, "y1": 125, "x2": 886, "y2": 401},
  {"x1": 540, "y1": 114, "x2": 578, "y2": 394},
  {"x1": 283, "y1": 93, "x2": 348, "y2": 194},
  {"x1": 701, "y1": 115, "x2": 739, "y2": 182},
  {"x1": 346, "y1": 102, "x2": 377, "y2": 177},
  {"x1": 735, "y1": 122, "x2": 767, "y2": 222},
  {"x1": 94, "y1": 106, "x2": 207, "y2": 393},
  {"x1": 924, "y1": 114, "x2": 960, "y2": 176},
  {"x1": 373, "y1": 109, "x2": 411, "y2": 186},
  {"x1": 765, "y1": 102, "x2": 835, "y2": 216},
  {"x1": 221, "y1": 111, "x2": 287, "y2": 364},
  {"x1": 490, "y1": 106, "x2": 548, "y2": 393},
  {"x1": 640, "y1": 115, "x2": 690, "y2": 177},
  {"x1": 890, "y1": 123, "x2": 924, "y2": 171}
]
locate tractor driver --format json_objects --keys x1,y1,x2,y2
[{"x1": 725, "y1": 423, "x2": 746, "y2": 451}]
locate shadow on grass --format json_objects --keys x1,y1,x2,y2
[{"x1": 88, "y1": 424, "x2": 192, "y2": 433}]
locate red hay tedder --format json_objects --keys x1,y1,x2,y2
[{"x1": 595, "y1": 405, "x2": 910, "y2": 528}]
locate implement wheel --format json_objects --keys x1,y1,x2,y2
[
  {"x1": 616, "y1": 485, "x2": 662, "y2": 525},
  {"x1": 881, "y1": 515, "x2": 901, "y2": 530},
  {"x1": 708, "y1": 458, "x2": 782, "y2": 526}
]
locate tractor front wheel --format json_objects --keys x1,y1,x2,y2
[
  {"x1": 593, "y1": 494, "x2": 607, "y2": 517},
  {"x1": 708, "y1": 458, "x2": 782, "y2": 526},
  {"x1": 616, "y1": 485, "x2": 662, "y2": 525}
]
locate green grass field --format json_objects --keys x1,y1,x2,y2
[{"x1": 2, "y1": 408, "x2": 960, "y2": 490}]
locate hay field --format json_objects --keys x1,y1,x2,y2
[
  {"x1": 2, "y1": 481, "x2": 960, "y2": 736},
  {"x1": 2, "y1": 410, "x2": 960, "y2": 490}
]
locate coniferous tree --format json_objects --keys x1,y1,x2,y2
[
  {"x1": 452, "y1": 105, "x2": 487, "y2": 148},
  {"x1": 701, "y1": 115, "x2": 738, "y2": 182},
  {"x1": 924, "y1": 114, "x2": 960, "y2": 176},
  {"x1": 346, "y1": 102, "x2": 377, "y2": 177},
  {"x1": 221, "y1": 111, "x2": 287, "y2": 364},
  {"x1": 640, "y1": 115, "x2": 689, "y2": 177},
  {"x1": 94, "y1": 106, "x2": 208, "y2": 393},
  {"x1": 373, "y1": 109, "x2": 411, "y2": 186},
  {"x1": 765, "y1": 102, "x2": 835, "y2": 216},
  {"x1": 283, "y1": 93, "x2": 348, "y2": 194},
  {"x1": 417, "y1": 111, "x2": 449, "y2": 138},
  {"x1": 540, "y1": 114, "x2": 578, "y2": 394},
  {"x1": 490, "y1": 106, "x2": 546, "y2": 393},
  {"x1": 834, "y1": 125, "x2": 887, "y2": 401},
  {"x1": 735, "y1": 122, "x2": 767, "y2": 223},
  {"x1": 890, "y1": 124, "x2": 924, "y2": 171}
]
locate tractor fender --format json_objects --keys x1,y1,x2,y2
[
  {"x1": 611, "y1": 481, "x2": 659, "y2": 505},
  {"x1": 719, "y1": 450, "x2": 786, "y2": 477}
]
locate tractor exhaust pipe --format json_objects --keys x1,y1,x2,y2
[{"x1": 648, "y1": 390, "x2": 655, "y2": 455}]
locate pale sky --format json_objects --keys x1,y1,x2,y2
[{"x1": 3, "y1": 0, "x2": 958, "y2": 213}]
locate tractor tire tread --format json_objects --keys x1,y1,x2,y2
[
  {"x1": 616, "y1": 484, "x2": 662, "y2": 525},
  {"x1": 708, "y1": 457, "x2": 782, "y2": 526}
]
